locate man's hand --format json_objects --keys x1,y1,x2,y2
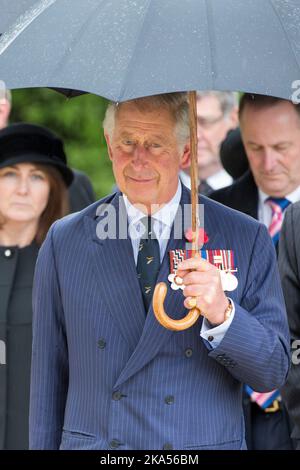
[{"x1": 176, "y1": 257, "x2": 228, "y2": 326}]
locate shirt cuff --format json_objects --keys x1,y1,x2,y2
[{"x1": 200, "y1": 298, "x2": 235, "y2": 348}]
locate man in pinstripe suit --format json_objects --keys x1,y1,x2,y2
[{"x1": 29, "y1": 93, "x2": 290, "y2": 450}]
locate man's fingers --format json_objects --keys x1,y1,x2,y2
[{"x1": 176, "y1": 257, "x2": 211, "y2": 277}]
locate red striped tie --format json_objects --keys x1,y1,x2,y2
[{"x1": 265, "y1": 197, "x2": 291, "y2": 245}]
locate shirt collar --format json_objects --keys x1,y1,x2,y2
[
  {"x1": 259, "y1": 185, "x2": 300, "y2": 205},
  {"x1": 206, "y1": 168, "x2": 233, "y2": 190},
  {"x1": 179, "y1": 170, "x2": 191, "y2": 190},
  {"x1": 122, "y1": 180, "x2": 182, "y2": 230}
]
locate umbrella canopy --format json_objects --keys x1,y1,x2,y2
[
  {"x1": 0, "y1": 0, "x2": 37, "y2": 35},
  {"x1": 0, "y1": 0, "x2": 300, "y2": 101}
]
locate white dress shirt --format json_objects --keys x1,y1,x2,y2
[
  {"x1": 207, "y1": 169, "x2": 233, "y2": 191},
  {"x1": 179, "y1": 169, "x2": 233, "y2": 191},
  {"x1": 123, "y1": 181, "x2": 182, "y2": 264}
]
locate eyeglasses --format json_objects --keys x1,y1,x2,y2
[{"x1": 197, "y1": 114, "x2": 224, "y2": 129}]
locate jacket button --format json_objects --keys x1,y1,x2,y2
[
  {"x1": 163, "y1": 443, "x2": 173, "y2": 450},
  {"x1": 112, "y1": 391, "x2": 122, "y2": 401},
  {"x1": 216, "y1": 354, "x2": 225, "y2": 360},
  {"x1": 97, "y1": 339, "x2": 106, "y2": 349},
  {"x1": 165, "y1": 395, "x2": 174, "y2": 405},
  {"x1": 3, "y1": 249, "x2": 13, "y2": 258},
  {"x1": 185, "y1": 348, "x2": 193, "y2": 358},
  {"x1": 109, "y1": 439, "x2": 120, "y2": 449},
  {"x1": 208, "y1": 336, "x2": 214, "y2": 342}
]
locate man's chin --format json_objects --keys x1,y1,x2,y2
[{"x1": 261, "y1": 184, "x2": 288, "y2": 198}]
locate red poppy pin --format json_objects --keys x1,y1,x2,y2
[{"x1": 184, "y1": 227, "x2": 209, "y2": 245}]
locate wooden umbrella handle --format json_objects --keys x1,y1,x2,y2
[{"x1": 153, "y1": 282, "x2": 201, "y2": 331}]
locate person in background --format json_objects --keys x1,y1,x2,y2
[
  {"x1": 0, "y1": 123, "x2": 73, "y2": 449},
  {"x1": 0, "y1": 82, "x2": 95, "y2": 212},
  {"x1": 180, "y1": 90, "x2": 238, "y2": 194},
  {"x1": 219, "y1": 127, "x2": 249, "y2": 181},
  {"x1": 278, "y1": 201, "x2": 300, "y2": 450},
  {"x1": 210, "y1": 93, "x2": 300, "y2": 449},
  {"x1": 0, "y1": 81, "x2": 11, "y2": 130}
]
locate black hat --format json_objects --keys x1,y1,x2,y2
[{"x1": 0, "y1": 123, "x2": 74, "y2": 186}]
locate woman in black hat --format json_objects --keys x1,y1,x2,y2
[{"x1": 0, "y1": 123, "x2": 73, "y2": 449}]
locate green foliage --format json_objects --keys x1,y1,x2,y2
[{"x1": 10, "y1": 88, "x2": 115, "y2": 198}]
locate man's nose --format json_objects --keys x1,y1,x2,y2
[
  {"x1": 197, "y1": 126, "x2": 208, "y2": 142},
  {"x1": 262, "y1": 149, "x2": 277, "y2": 172},
  {"x1": 132, "y1": 143, "x2": 148, "y2": 164}
]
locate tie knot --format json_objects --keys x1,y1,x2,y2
[
  {"x1": 140, "y1": 216, "x2": 155, "y2": 239},
  {"x1": 266, "y1": 197, "x2": 290, "y2": 214}
]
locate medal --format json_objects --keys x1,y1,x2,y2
[
  {"x1": 220, "y1": 270, "x2": 238, "y2": 292},
  {"x1": 168, "y1": 273, "x2": 185, "y2": 290},
  {"x1": 169, "y1": 248, "x2": 238, "y2": 292}
]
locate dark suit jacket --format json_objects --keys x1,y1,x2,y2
[
  {"x1": 210, "y1": 170, "x2": 296, "y2": 450},
  {"x1": 68, "y1": 169, "x2": 95, "y2": 212},
  {"x1": 279, "y1": 202, "x2": 300, "y2": 449},
  {"x1": 29, "y1": 185, "x2": 290, "y2": 450},
  {"x1": 209, "y1": 170, "x2": 258, "y2": 219}
]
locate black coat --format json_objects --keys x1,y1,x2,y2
[
  {"x1": 0, "y1": 243, "x2": 39, "y2": 449},
  {"x1": 68, "y1": 169, "x2": 95, "y2": 212},
  {"x1": 279, "y1": 202, "x2": 300, "y2": 449},
  {"x1": 209, "y1": 170, "x2": 258, "y2": 219}
]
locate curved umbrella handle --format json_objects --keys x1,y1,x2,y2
[{"x1": 153, "y1": 282, "x2": 201, "y2": 331}]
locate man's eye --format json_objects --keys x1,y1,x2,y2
[
  {"x1": 249, "y1": 145, "x2": 261, "y2": 152},
  {"x1": 122, "y1": 140, "x2": 135, "y2": 146},
  {"x1": 275, "y1": 144, "x2": 290, "y2": 152},
  {"x1": 150, "y1": 143, "x2": 162, "y2": 148}
]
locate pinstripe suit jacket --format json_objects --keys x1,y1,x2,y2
[{"x1": 29, "y1": 185, "x2": 290, "y2": 450}]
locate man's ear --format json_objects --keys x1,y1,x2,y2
[
  {"x1": 228, "y1": 106, "x2": 239, "y2": 130},
  {"x1": 180, "y1": 143, "x2": 191, "y2": 170},
  {"x1": 0, "y1": 99, "x2": 11, "y2": 129},
  {"x1": 105, "y1": 134, "x2": 114, "y2": 161}
]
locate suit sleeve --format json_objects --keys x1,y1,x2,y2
[
  {"x1": 279, "y1": 206, "x2": 300, "y2": 448},
  {"x1": 207, "y1": 223, "x2": 290, "y2": 391},
  {"x1": 29, "y1": 224, "x2": 68, "y2": 449}
]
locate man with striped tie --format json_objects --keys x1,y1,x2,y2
[
  {"x1": 279, "y1": 201, "x2": 300, "y2": 450},
  {"x1": 30, "y1": 92, "x2": 290, "y2": 450},
  {"x1": 210, "y1": 93, "x2": 300, "y2": 449}
]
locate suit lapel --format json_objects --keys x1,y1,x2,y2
[{"x1": 84, "y1": 193, "x2": 145, "y2": 352}]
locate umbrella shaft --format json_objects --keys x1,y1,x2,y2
[{"x1": 188, "y1": 91, "x2": 199, "y2": 253}]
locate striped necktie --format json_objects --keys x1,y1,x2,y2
[
  {"x1": 136, "y1": 217, "x2": 160, "y2": 312},
  {"x1": 245, "y1": 197, "x2": 291, "y2": 410},
  {"x1": 266, "y1": 197, "x2": 291, "y2": 245}
]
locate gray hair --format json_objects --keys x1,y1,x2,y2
[
  {"x1": 0, "y1": 80, "x2": 11, "y2": 103},
  {"x1": 103, "y1": 92, "x2": 190, "y2": 152},
  {"x1": 197, "y1": 90, "x2": 238, "y2": 117}
]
